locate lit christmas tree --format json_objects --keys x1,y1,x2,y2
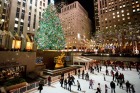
[{"x1": 35, "y1": 4, "x2": 65, "y2": 50}]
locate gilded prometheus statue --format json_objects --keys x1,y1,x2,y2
[{"x1": 54, "y1": 52, "x2": 65, "y2": 68}]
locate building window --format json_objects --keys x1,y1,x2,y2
[
  {"x1": 35, "y1": 0, "x2": 38, "y2": 6},
  {"x1": 127, "y1": 13, "x2": 130, "y2": 15},
  {"x1": 30, "y1": 0, "x2": 32, "y2": 4},
  {"x1": 122, "y1": 18, "x2": 125, "y2": 20},
  {"x1": 121, "y1": 10, "x2": 124, "y2": 13},
  {"x1": 14, "y1": 24, "x2": 18, "y2": 27}
]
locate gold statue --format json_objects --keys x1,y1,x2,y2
[{"x1": 54, "y1": 52, "x2": 65, "y2": 69}]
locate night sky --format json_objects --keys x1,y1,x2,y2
[{"x1": 48, "y1": 0, "x2": 95, "y2": 34}]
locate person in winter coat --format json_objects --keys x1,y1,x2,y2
[
  {"x1": 110, "y1": 81, "x2": 116, "y2": 93},
  {"x1": 64, "y1": 78, "x2": 68, "y2": 89},
  {"x1": 59, "y1": 77, "x2": 64, "y2": 87},
  {"x1": 48, "y1": 76, "x2": 51, "y2": 86},
  {"x1": 89, "y1": 79, "x2": 93, "y2": 89},
  {"x1": 126, "y1": 81, "x2": 131, "y2": 93},
  {"x1": 105, "y1": 84, "x2": 109, "y2": 93},
  {"x1": 38, "y1": 80, "x2": 44, "y2": 93},
  {"x1": 131, "y1": 85, "x2": 135, "y2": 93},
  {"x1": 77, "y1": 80, "x2": 81, "y2": 91},
  {"x1": 68, "y1": 78, "x2": 72, "y2": 91}
]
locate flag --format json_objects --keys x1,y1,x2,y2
[
  {"x1": 9, "y1": 31, "x2": 15, "y2": 39},
  {"x1": 15, "y1": 33, "x2": 19, "y2": 37},
  {"x1": 31, "y1": 35, "x2": 34, "y2": 41},
  {"x1": 26, "y1": 34, "x2": 30, "y2": 42},
  {"x1": 21, "y1": 34, "x2": 24, "y2": 38}
]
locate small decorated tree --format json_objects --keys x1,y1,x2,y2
[{"x1": 35, "y1": 4, "x2": 65, "y2": 50}]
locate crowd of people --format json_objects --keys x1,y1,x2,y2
[{"x1": 38, "y1": 63, "x2": 140, "y2": 93}]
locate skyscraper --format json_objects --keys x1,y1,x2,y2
[
  {"x1": 97, "y1": 0, "x2": 140, "y2": 30},
  {"x1": 59, "y1": 1, "x2": 92, "y2": 49}
]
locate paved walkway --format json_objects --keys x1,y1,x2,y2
[{"x1": 28, "y1": 66, "x2": 140, "y2": 93}]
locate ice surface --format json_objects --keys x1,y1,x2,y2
[{"x1": 29, "y1": 66, "x2": 140, "y2": 93}]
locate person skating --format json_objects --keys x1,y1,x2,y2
[
  {"x1": 89, "y1": 79, "x2": 93, "y2": 89},
  {"x1": 48, "y1": 76, "x2": 51, "y2": 86},
  {"x1": 78, "y1": 69, "x2": 80, "y2": 78},
  {"x1": 96, "y1": 83, "x2": 101, "y2": 93},
  {"x1": 38, "y1": 80, "x2": 44, "y2": 93},
  {"x1": 131, "y1": 85, "x2": 135, "y2": 93},
  {"x1": 106, "y1": 69, "x2": 109, "y2": 75},
  {"x1": 105, "y1": 84, "x2": 109, "y2": 93},
  {"x1": 77, "y1": 80, "x2": 81, "y2": 91},
  {"x1": 64, "y1": 78, "x2": 67, "y2": 89},
  {"x1": 110, "y1": 81, "x2": 116, "y2": 93},
  {"x1": 71, "y1": 75, "x2": 75, "y2": 85},
  {"x1": 103, "y1": 74, "x2": 106, "y2": 81},
  {"x1": 82, "y1": 70, "x2": 85, "y2": 79},
  {"x1": 68, "y1": 78, "x2": 72, "y2": 92},
  {"x1": 59, "y1": 77, "x2": 64, "y2": 87},
  {"x1": 126, "y1": 81, "x2": 131, "y2": 93},
  {"x1": 138, "y1": 71, "x2": 140, "y2": 79}
]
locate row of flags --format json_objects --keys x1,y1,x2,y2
[{"x1": 0, "y1": 30, "x2": 33, "y2": 42}]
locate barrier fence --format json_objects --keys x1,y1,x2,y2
[{"x1": 10, "y1": 66, "x2": 85, "y2": 93}]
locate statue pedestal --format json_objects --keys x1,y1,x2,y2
[{"x1": 55, "y1": 63, "x2": 64, "y2": 69}]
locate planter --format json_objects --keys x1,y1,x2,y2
[{"x1": 5, "y1": 82, "x2": 27, "y2": 91}]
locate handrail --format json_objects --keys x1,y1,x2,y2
[{"x1": 9, "y1": 66, "x2": 85, "y2": 93}]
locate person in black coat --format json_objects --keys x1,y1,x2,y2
[
  {"x1": 38, "y1": 80, "x2": 44, "y2": 93},
  {"x1": 110, "y1": 81, "x2": 116, "y2": 93},
  {"x1": 64, "y1": 78, "x2": 68, "y2": 89},
  {"x1": 126, "y1": 81, "x2": 131, "y2": 93},
  {"x1": 68, "y1": 79, "x2": 72, "y2": 91},
  {"x1": 59, "y1": 77, "x2": 64, "y2": 87}
]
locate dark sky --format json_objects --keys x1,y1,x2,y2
[{"x1": 48, "y1": 0, "x2": 95, "y2": 34}]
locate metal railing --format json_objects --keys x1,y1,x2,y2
[{"x1": 9, "y1": 66, "x2": 86, "y2": 93}]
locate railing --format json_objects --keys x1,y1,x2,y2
[{"x1": 9, "y1": 66, "x2": 86, "y2": 93}]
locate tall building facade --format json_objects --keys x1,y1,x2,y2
[
  {"x1": 0, "y1": 0, "x2": 11, "y2": 48},
  {"x1": 98, "y1": 0, "x2": 140, "y2": 30},
  {"x1": 94, "y1": 0, "x2": 100, "y2": 31},
  {"x1": 0, "y1": 0, "x2": 48, "y2": 50},
  {"x1": 59, "y1": 1, "x2": 92, "y2": 49}
]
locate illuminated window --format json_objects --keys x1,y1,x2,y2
[
  {"x1": 136, "y1": 1, "x2": 138, "y2": 3},
  {"x1": 14, "y1": 24, "x2": 18, "y2": 27},
  {"x1": 122, "y1": 18, "x2": 125, "y2": 20},
  {"x1": 137, "y1": 4, "x2": 139, "y2": 7},
  {"x1": 112, "y1": 13, "x2": 115, "y2": 15},
  {"x1": 117, "y1": 15, "x2": 120, "y2": 17},
  {"x1": 105, "y1": 18, "x2": 107, "y2": 20},
  {"x1": 113, "y1": 16, "x2": 115, "y2": 18},
  {"x1": 121, "y1": 10, "x2": 124, "y2": 13},
  {"x1": 21, "y1": 19, "x2": 24, "y2": 22},
  {"x1": 137, "y1": 8, "x2": 140, "y2": 11},
  {"x1": 128, "y1": 17, "x2": 130, "y2": 19},
  {"x1": 117, "y1": 11, "x2": 119, "y2": 14},
  {"x1": 120, "y1": 6, "x2": 122, "y2": 8},
  {"x1": 27, "y1": 27, "x2": 30, "y2": 30},
  {"x1": 127, "y1": 13, "x2": 130, "y2": 15},
  {"x1": 122, "y1": 14, "x2": 124, "y2": 16},
  {"x1": 123, "y1": 5, "x2": 125, "y2": 7},
  {"x1": 133, "y1": 9, "x2": 136, "y2": 12},
  {"x1": 15, "y1": 18, "x2": 19, "y2": 21}
]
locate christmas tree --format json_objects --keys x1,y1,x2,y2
[{"x1": 35, "y1": 4, "x2": 65, "y2": 50}]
